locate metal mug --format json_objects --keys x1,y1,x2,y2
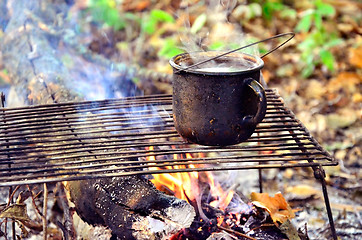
[{"x1": 170, "y1": 51, "x2": 267, "y2": 146}]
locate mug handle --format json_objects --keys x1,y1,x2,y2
[{"x1": 242, "y1": 78, "x2": 267, "y2": 125}]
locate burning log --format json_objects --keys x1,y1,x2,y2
[
  {"x1": 0, "y1": 0, "x2": 195, "y2": 239},
  {"x1": 67, "y1": 177, "x2": 195, "y2": 239}
]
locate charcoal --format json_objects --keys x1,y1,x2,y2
[{"x1": 67, "y1": 176, "x2": 195, "y2": 240}]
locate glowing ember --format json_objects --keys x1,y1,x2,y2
[
  {"x1": 145, "y1": 146, "x2": 268, "y2": 239},
  {"x1": 147, "y1": 146, "x2": 199, "y2": 201},
  {"x1": 147, "y1": 146, "x2": 234, "y2": 210}
]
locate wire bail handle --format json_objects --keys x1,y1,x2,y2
[{"x1": 174, "y1": 32, "x2": 295, "y2": 73}]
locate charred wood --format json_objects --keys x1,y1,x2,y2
[{"x1": 67, "y1": 176, "x2": 195, "y2": 239}]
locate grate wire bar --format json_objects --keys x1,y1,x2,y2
[{"x1": 0, "y1": 89, "x2": 337, "y2": 186}]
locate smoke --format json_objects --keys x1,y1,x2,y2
[{"x1": 178, "y1": 0, "x2": 259, "y2": 70}]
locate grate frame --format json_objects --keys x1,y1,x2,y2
[{"x1": 0, "y1": 89, "x2": 338, "y2": 186}]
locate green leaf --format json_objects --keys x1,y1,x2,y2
[
  {"x1": 320, "y1": 49, "x2": 335, "y2": 71},
  {"x1": 324, "y1": 38, "x2": 343, "y2": 49},
  {"x1": 208, "y1": 41, "x2": 225, "y2": 50},
  {"x1": 297, "y1": 37, "x2": 316, "y2": 51},
  {"x1": 142, "y1": 10, "x2": 174, "y2": 34},
  {"x1": 143, "y1": 18, "x2": 157, "y2": 34},
  {"x1": 262, "y1": 2, "x2": 274, "y2": 21},
  {"x1": 262, "y1": 2, "x2": 285, "y2": 21},
  {"x1": 312, "y1": 30, "x2": 324, "y2": 45},
  {"x1": 274, "y1": 2, "x2": 285, "y2": 11},
  {"x1": 259, "y1": 48, "x2": 268, "y2": 56},
  {"x1": 191, "y1": 13, "x2": 207, "y2": 34},
  {"x1": 314, "y1": 12, "x2": 323, "y2": 31},
  {"x1": 158, "y1": 38, "x2": 183, "y2": 59},
  {"x1": 301, "y1": 54, "x2": 315, "y2": 78},
  {"x1": 305, "y1": 52, "x2": 315, "y2": 65},
  {"x1": 229, "y1": 42, "x2": 242, "y2": 50},
  {"x1": 302, "y1": 64, "x2": 315, "y2": 78},
  {"x1": 105, "y1": 8, "x2": 124, "y2": 30},
  {"x1": 87, "y1": 0, "x2": 125, "y2": 30},
  {"x1": 150, "y1": 9, "x2": 174, "y2": 23},
  {"x1": 316, "y1": 2, "x2": 336, "y2": 17},
  {"x1": 280, "y1": 8, "x2": 297, "y2": 20},
  {"x1": 295, "y1": 13, "x2": 313, "y2": 32}
]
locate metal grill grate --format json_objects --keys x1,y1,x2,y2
[{"x1": 0, "y1": 89, "x2": 337, "y2": 186}]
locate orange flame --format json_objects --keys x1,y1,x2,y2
[{"x1": 147, "y1": 146, "x2": 234, "y2": 211}]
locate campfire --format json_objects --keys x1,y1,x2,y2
[
  {"x1": 0, "y1": 0, "x2": 341, "y2": 240},
  {"x1": 146, "y1": 146, "x2": 295, "y2": 239}
]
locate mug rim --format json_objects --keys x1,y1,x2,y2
[{"x1": 169, "y1": 51, "x2": 264, "y2": 75}]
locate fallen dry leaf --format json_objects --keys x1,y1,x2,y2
[
  {"x1": 251, "y1": 192, "x2": 296, "y2": 225},
  {"x1": 0, "y1": 204, "x2": 43, "y2": 231},
  {"x1": 352, "y1": 92, "x2": 362, "y2": 103},
  {"x1": 349, "y1": 46, "x2": 362, "y2": 68},
  {"x1": 330, "y1": 202, "x2": 362, "y2": 212},
  {"x1": 337, "y1": 23, "x2": 354, "y2": 34},
  {"x1": 0, "y1": 204, "x2": 30, "y2": 221},
  {"x1": 278, "y1": 220, "x2": 301, "y2": 240},
  {"x1": 286, "y1": 185, "x2": 321, "y2": 199},
  {"x1": 122, "y1": 0, "x2": 151, "y2": 12},
  {"x1": 326, "y1": 72, "x2": 361, "y2": 94},
  {"x1": 326, "y1": 108, "x2": 358, "y2": 129},
  {"x1": 262, "y1": 70, "x2": 271, "y2": 83},
  {"x1": 305, "y1": 79, "x2": 326, "y2": 100}
]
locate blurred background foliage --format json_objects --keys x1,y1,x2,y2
[
  {"x1": 78, "y1": 0, "x2": 361, "y2": 177},
  {"x1": 82, "y1": 0, "x2": 360, "y2": 79}
]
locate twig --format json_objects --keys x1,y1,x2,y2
[
  {"x1": 57, "y1": 183, "x2": 75, "y2": 239},
  {"x1": 3, "y1": 218, "x2": 8, "y2": 240},
  {"x1": 43, "y1": 183, "x2": 48, "y2": 240},
  {"x1": 10, "y1": 188, "x2": 15, "y2": 240},
  {"x1": 217, "y1": 225, "x2": 257, "y2": 240},
  {"x1": 6, "y1": 186, "x2": 20, "y2": 206},
  {"x1": 34, "y1": 190, "x2": 43, "y2": 200},
  {"x1": 6, "y1": 186, "x2": 19, "y2": 240},
  {"x1": 55, "y1": 220, "x2": 68, "y2": 240},
  {"x1": 27, "y1": 185, "x2": 44, "y2": 218}
]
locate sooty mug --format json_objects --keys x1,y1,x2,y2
[{"x1": 170, "y1": 51, "x2": 267, "y2": 146}]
